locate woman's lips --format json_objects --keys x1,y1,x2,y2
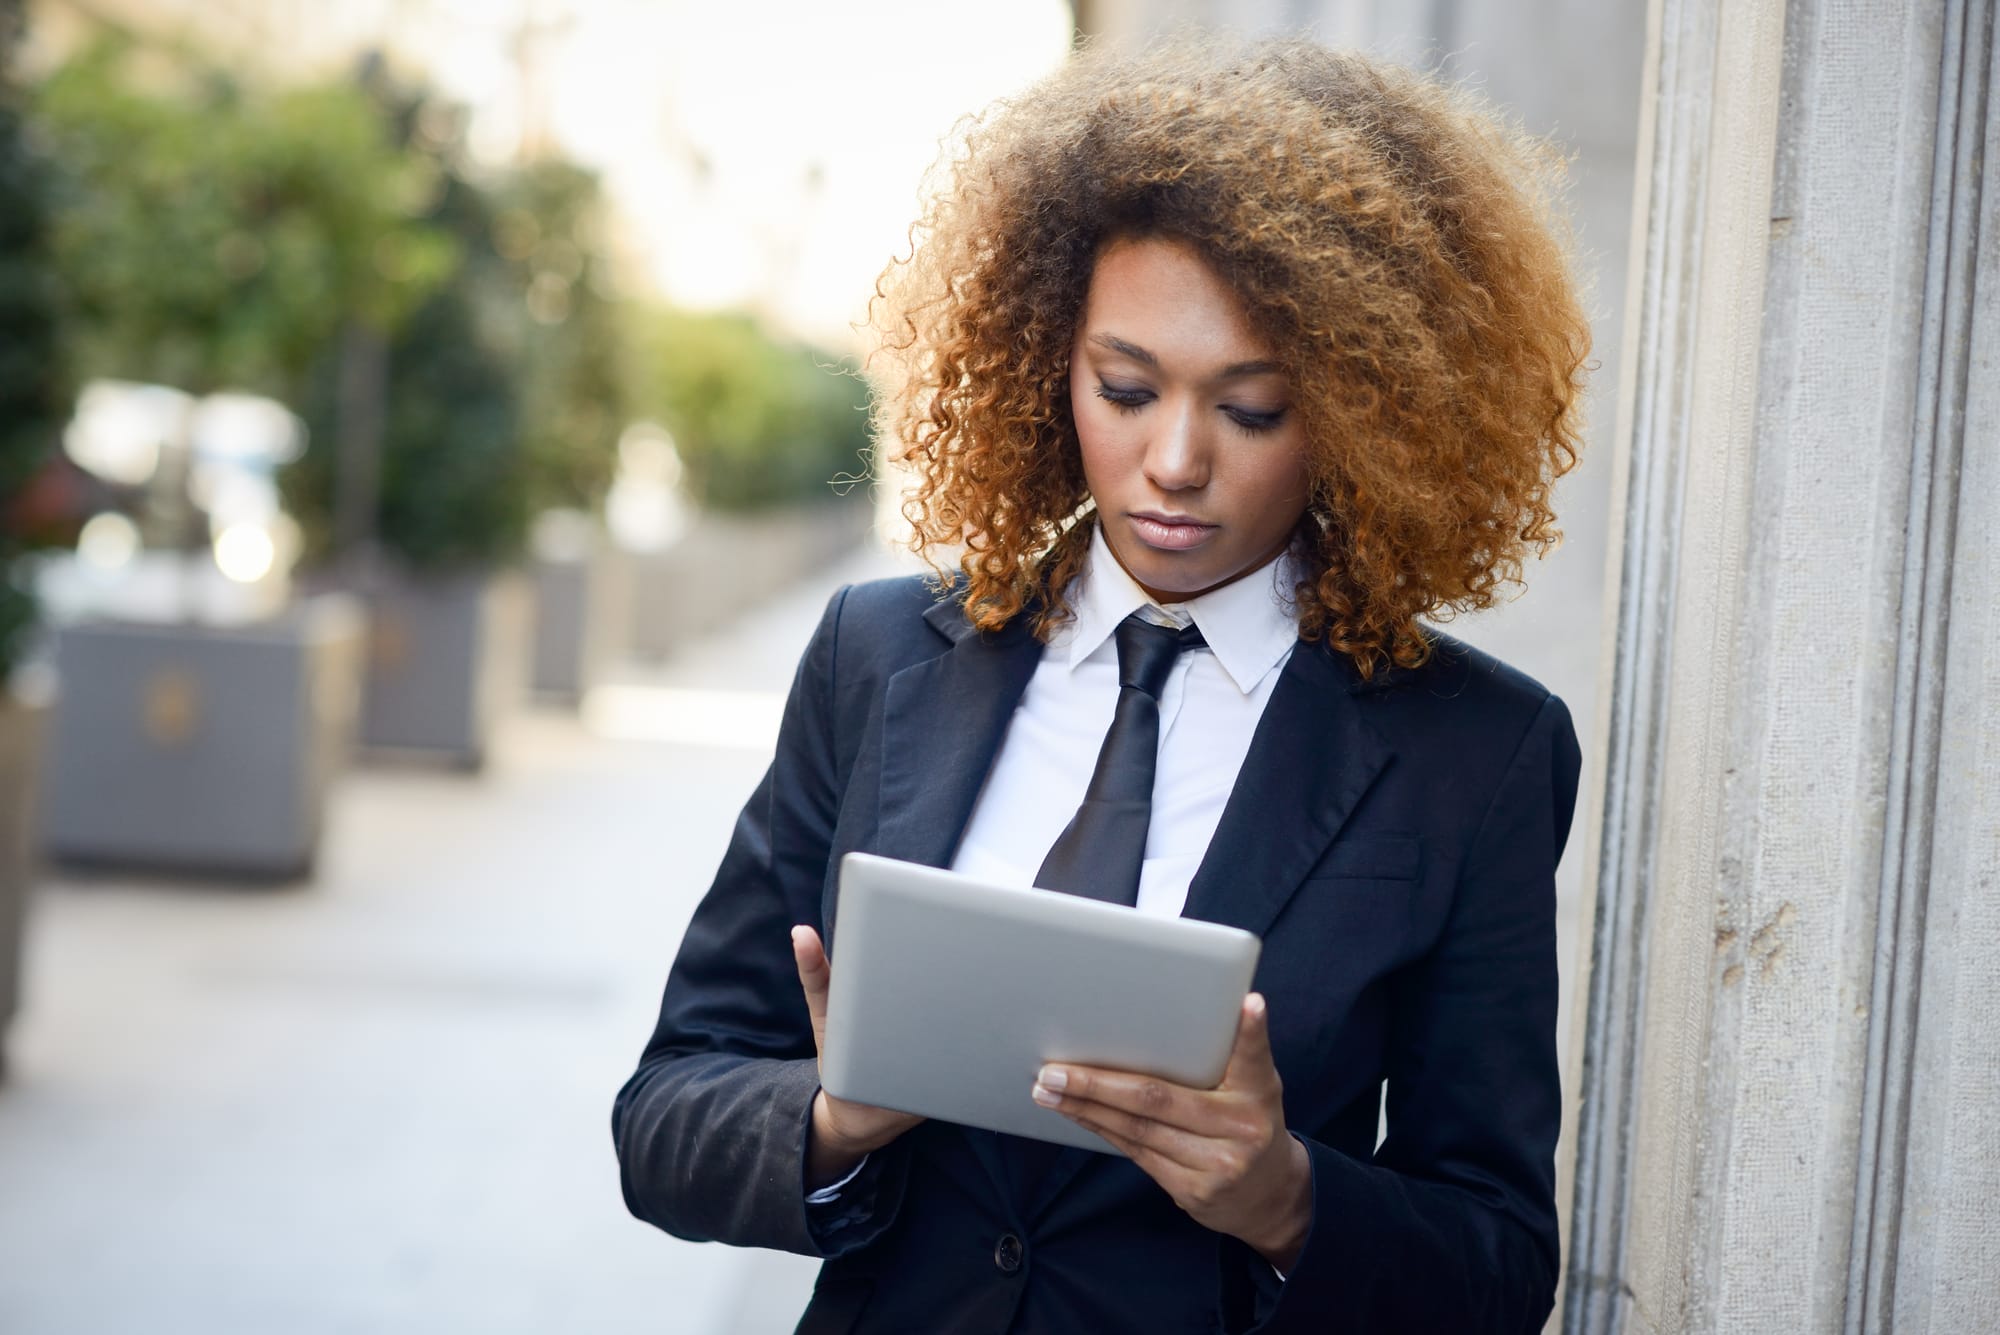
[{"x1": 1128, "y1": 512, "x2": 1217, "y2": 550}]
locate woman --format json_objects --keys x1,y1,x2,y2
[{"x1": 614, "y1": 36, "x2": 1589, "y2": 1334}]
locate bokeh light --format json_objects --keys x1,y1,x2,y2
[
  {"x1": 211, "y1": 523, "x2": 278, "y2": 584},
  {"x1": 75, "y1": 511, "x2": 140, "y2": 570}
]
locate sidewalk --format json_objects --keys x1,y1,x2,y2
[{"x1": 0, "y1": 543, "x2": 916, "y2": 1335}]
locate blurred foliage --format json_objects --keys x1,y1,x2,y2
[
  {"x1": 34, "y1": 40, "x2": 630, "y2": 573},
  {"x1": 629, "y1": 306, "x2": 872, "y2": 512},
  {"x1": 35, "y1": 36, "x2": 451, "y2": 396},
  {"x1": 490, "y1": 159, "x2": 627, "y2": 513},
  {"x1": 373, "y1": 281, "x2": 527, "y2": 569},
  {"x1": 288, "y1": 126, "x2": 530, "y2": 571},
  {"x1": 0, "y1": 0, "x2": 68, "y2": 681},
  {"x1": 286, "y1": 77, "x2": 629, "y2": 569},
  {"x1": 23, "y1": 26, "x2": 870, "y2": 605}
]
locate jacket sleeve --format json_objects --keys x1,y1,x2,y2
[
  {"x1": 1228, "y1": 691, "x2": 1581, "y2": 1334},
  {"x1": 609, "y1": 585, "x2": 910, "y2": 1258}
]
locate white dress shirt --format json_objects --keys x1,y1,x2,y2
[
  {"x1": 806, "y1": 527, "x2": 1300, "y2": 1208},
  {"x1": 950, "y1": 524, "x2": 1299, "y2": 917}
]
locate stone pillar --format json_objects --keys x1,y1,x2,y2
[{"x1": 1566, "y1": 0, "x2": 1999, "y2": 1331}]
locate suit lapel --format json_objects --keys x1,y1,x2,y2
[
  {"x1": 871, "y1": 597, "x2": 1044, "y2": 870},
  {"x1": 1027, "y1": 636, "x2": 1397, "y2": 1219},
  {"x1": 1179, "y1": 637, "x2": 1395, "y2": 936}
]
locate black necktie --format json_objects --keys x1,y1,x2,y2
[{"x1": 1034, "y1": 613, "x2": 1207, "y2": 907}]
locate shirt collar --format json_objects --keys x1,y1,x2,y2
[{"x1": 1054, "y1": 523, "x2": 1300, "y2": 694}]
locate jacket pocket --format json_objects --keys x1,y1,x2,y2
[{"x1": 1304, "y1": 833, "x2": 1422, "y2": 882}]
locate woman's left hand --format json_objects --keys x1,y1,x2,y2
[{"x1": 1033, "y1": 992, "x2": 1313, "y2": 1272}]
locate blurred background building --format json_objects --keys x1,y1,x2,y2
[{"x1": 2, "y1": 0, "x2": 1993, "y2": 1332}]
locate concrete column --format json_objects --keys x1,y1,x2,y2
[{"x1": 1567, "y1": 1, "x2": 1999, "y2": 1331}]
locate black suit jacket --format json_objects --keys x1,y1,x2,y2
[{"x1": 613, "y1": 574, "x2": 1582, "y2": 1334}]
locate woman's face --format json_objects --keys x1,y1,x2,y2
[{"x1": 1069, "y1": 236, "x2": 1312, "y2": 605}]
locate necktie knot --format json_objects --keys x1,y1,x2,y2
[{"x1": 1115, "y1": 613, "x2": 1206, "y2": 699}]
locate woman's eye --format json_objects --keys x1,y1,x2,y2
[
  {"x1": 1094, "y1": 382, "x2": 1153, "y2": 412},
  {"x1": 1225, "y1": 406, "x2": 1288, "y2": 434}
]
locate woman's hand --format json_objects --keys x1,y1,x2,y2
[
  {"x1": 1032, "y1": 992, "x2": 1313, "y2": 1271},
  {"x1": 791, "y1": 925, "x2": 924, "y2": 1189}
]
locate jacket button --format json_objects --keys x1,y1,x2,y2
[{"x1": 993, "y1": 1232, "x2": 1024, "y2": 1274}]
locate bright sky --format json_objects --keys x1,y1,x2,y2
[{"x1": 410, "y1": 0, "x2": 1076, "y2": 347}]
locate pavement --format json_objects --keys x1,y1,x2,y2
[
  {"x1": 0, "y1": 542, "x2": 916, "y2": 1335},
  {"x1": 0, "y1": 486, "x2": 1610, "y2": 1333}
]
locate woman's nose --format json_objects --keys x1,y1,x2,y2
[{"x1": 1142, "y1": 397, "x2": 1209, "y2": 491}]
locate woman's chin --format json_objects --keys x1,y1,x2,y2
[{"x1": 1126, "y1": 555, "x2": 1240, "y2": 604}]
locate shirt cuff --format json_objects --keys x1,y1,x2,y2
[{"x1": 804, "y1": 1154, "x2": 870, "y2": 1206}]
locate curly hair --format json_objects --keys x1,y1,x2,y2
[{"x1": 869, "y1": 36, "x2": 1591, "y2": 680}]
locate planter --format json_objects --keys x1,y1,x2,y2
[
  {"x1": 615, "y1": 499, "x2": 873, "y2": 665},
  {"x1": 39, "y1": 596, "x2": 364, "y2": 879},
  {"x1": 1, "y1": 678, "x2": 53, "y2": 1082},
  {"x1": 527, "y1": 512, "x2": 610, "y2": 706},
  {"x1": 353, "y1": 568, "x2": 528, "y2": 769}
]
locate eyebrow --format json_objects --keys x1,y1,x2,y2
[{"x1": 1089, "y1": 333, "x2": 1282, "y2": 380}]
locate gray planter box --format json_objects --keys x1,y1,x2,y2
[
  {"x1": 355, "y1": 569, "x2": 527, "y2": 769},
  {"x1": 529, "y1": 551, "x2": 610, "y2": 706},
  {"x1": 39, "y1": 597, "x2": 364, "y2": 879},
  {"x1": 0, "y1": 684, "x2": 51, "y2": 1081}
]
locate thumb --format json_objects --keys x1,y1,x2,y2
[
  {"x1": 1222, "y1": 992, "x2": 1275, "y2": 1089},
  {"x1": 791, "y1": 925, "x2": 831, "y2": 1051}
]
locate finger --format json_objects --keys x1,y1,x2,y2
[
  {"x1": 1038, "y1": 1064, "x2": 1231, "y2": 1139},
  {"x1": 1221, "y1": 992, "x2": 1277, "y2": 1090},
  {"x1": 1057, "y1": 1109, "x2": 1165, "y2": 1174},
  {"x1": 791, "y1": 925, "x2": 830, "y2": 992},
  {"x1": 1050, "y1": 1096, "x2": 1213, "y2": 1174},
  {"x1": 791, "y1": 925, "x2": 830, "y2": 1044},
  {"x1": 1036, "y1": 1072, "x2": 1223, "y2": 1170}
]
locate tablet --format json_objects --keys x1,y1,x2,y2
[{"x1": 820, "y1": 852, "x2": 1263, "y2": 1153}]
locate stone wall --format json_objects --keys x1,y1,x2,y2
[{"x1": 1569, "y1": 1, "x2": 1999, "y2": 1330}]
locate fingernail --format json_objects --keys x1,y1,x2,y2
[
  {"x1": 1031, "y1": 1083, "x2": 1061, "y2": 1107},
  {"x1": 1247, "y1": 993, "x2": 1266, "y2": 1017},
  {"x1": 1037, "y1": 1066, "x2": 1067, "y2": 1092}
]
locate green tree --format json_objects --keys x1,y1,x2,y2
[
  {"x1": 488, "y1": 158, "x2": 626, "y2": 515},
  {"x1": 36, "y1": 41, "x2": 541, "y2": 574},
  {"x1": 292, "y1": 93, "x2": 631, "y2": 568},
  {"x1": 369, "y1": 281, "x2": 526, "y2": 569},
  {"x1": 629, "y1": 306, "x2": 872, "y2": 513},
  {"x1": 286, "y1": 83, "x2": 531, "y2": 571},
  {"x1": 35, "y1": 36, "x2": 450, "y2": 398}
]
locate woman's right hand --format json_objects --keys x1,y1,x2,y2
[{"x1": 791, "y1": 925, "x2": 925, "y2": 1189}]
